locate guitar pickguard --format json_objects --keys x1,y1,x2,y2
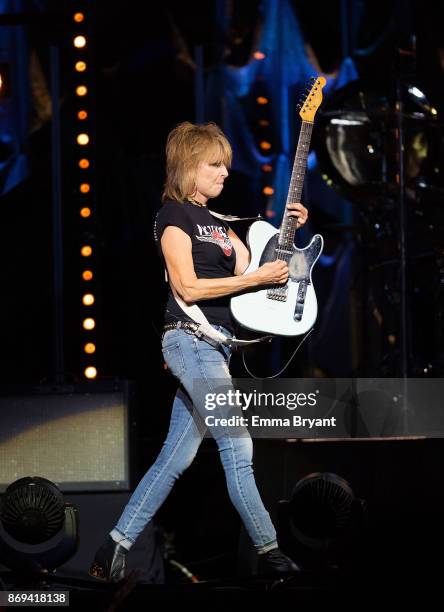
[
  {"x1": 257, "y1": 233, "x2": 323, "y2": 319},
  {"x1": 258, "y1": 234, "x2": 282, "y2": 266},
  {"x1": 259, "y1": 233, "x2": 323, "y2": 282}
]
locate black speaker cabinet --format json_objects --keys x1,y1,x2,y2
[{"x1": 0, "y1": 381, "x2": 137, "y2": 492}]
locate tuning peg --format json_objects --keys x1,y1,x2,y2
[{"x1": 296, "y1": 104, "x2": 301, "y2": 110}]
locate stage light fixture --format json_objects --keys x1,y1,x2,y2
[
  {"x1": 73, "y1": 36, "x2": 86, "y2": 49},
  {"x1": 77, "y1": 133, "x2": 89, "y2": 145},
  {"x1": 72, "y1": 6, "x2": 98, "y2": 383},
  {"x1": 81, "y1": 245, "x2": 92, "y2": 257},
  {"x1": 84, "y1": 366, "x2": 97, "y2": 379},
  {"x1": 84, "y1": 343, "x2": 96, "y2": 354},
  {"x1": 256, "y1": 96, "x2": 268, "y2": 105},
  {"x1": 82, "y1": 294, "x2": 94, "y2": 306},
  {"x1": 0, "y1": 477, "x2": 78, "y2": 575},
  {"x1": 277, "y1": 472, "x2": 367, "y2": 570},
  {"x1": 83, "y1": 318, "x2": 95, "y2": 331},
  {"x1": 260, "y1": 141, "x2": 271, "y2": 150}
]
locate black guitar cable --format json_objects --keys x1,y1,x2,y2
[{"x1": 241, "y1": 328, "x2": 314, "y2": 379}]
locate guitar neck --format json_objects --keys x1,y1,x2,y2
[{"x1": 278, "y1": 120, "x2": 313, "y2": 248}]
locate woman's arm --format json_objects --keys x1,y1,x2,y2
[{"x1": 160, "y1": 226, "x2": 288, "y2": 303}]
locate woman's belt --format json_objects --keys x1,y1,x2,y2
[
  {"x1": 163, "y1": 321, "x2": 200, "y2": 334},
  {"x1": 162, "y1": 320, "x2": 222, "y2": 347},
  {"x1": 162, "y1": 319, "x2": 272, "y2": 350}
]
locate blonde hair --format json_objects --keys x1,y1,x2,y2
[{"x1": 162, "y1": 122, "x2": 232, "y2": 203}]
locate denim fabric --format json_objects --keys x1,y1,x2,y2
[{"x1": 110, "y1": 324, "x2": 277, "y2": 553}]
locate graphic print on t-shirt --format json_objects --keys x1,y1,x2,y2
[{"x1": 195, "y1": 224, "x2": 233, "y2": 256}]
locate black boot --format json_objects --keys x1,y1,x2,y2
[
  {"x1": 89, "y1": 535, "x2": 128, "y2": 582},
  {"x1": 257, "y1": 547, "x2": 300, "y2": 575}
]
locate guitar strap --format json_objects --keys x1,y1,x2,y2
[
  {"x1": 163, "y1": 209, "x2": 272, "y2": 350},
  {"x1": 172, "y1": 293, "x2": 272, "y2": 349}
]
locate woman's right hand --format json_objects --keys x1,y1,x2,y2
[{"x1": 255, "y1": 260, "x2": 289, "y2": 285}]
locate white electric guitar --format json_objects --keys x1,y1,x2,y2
[{"x1": 230, "y1": 76, "x2": 326, "y2": 337}]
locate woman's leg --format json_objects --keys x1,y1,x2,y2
[
  {"x1": 110, "y1": 383, "x2": 207, "y2": 549},
  {"x1": 170, "y1": 328, "x2": 278, "y2": 554}
]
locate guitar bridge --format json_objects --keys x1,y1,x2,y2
[{"x1": 267, "y1": 286, "x2": 288, "y2": 302}]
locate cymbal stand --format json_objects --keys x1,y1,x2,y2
[{"x1": 395, "y1": 43, "x2": 413, "y2": 433}]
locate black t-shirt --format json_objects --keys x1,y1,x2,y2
[{"x1": 154, "y1": 200, "x2": 237, "y2": 332}]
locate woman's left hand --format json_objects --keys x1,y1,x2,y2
[{"x1": 286, "y1": 202, "x2": 308, "y2": 229}]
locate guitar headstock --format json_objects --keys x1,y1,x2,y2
[{"x1": 299, "y1": 76, "x2": 327, "y2": 122}]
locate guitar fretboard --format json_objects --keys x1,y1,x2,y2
[{"x1": 277, "y1": 120, "x2": 313, "y2": 253}]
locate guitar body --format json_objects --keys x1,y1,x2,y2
[{"x1": 230, "y1": 220, "x2": 323, "y2": 336}]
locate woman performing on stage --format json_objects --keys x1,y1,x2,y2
[{"x1": 89, "y1": 121, "x2": 308, "y2": 582}]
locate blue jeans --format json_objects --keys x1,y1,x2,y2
[{"x1": 110, "y1": 324, "x2": 277, "y2": 553}]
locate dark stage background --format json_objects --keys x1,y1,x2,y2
[{"x1": 1, "y1": 0, "x2": 444, "y2": 593}]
